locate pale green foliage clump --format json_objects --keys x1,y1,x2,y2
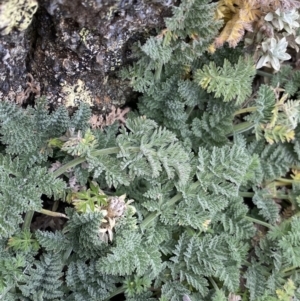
[
  {"x1": 195, "y1": 56, "x2": 256, "y2": 104},
  {"x1": 271, "y1": 65, "x2": 300, "y2": 97},
  {"x1": 121, "y1": 0, "x2": 224, "y2": 146},
  {"x1": 1, "y1": 93, "x2": 299, "y2": 300}
]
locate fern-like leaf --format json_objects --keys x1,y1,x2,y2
[
  {"x1": 97, "y1": 230, "x2": 162, "y2": 277},
  {"x1": 252, "y1": 188, "x2": 280, "y2": 224},
  {"x1": 194, "y1": 56, "x2": 256, "y2": 104},
  {"x1": 19, "y1": 252, "x2": 64, "y2": 300}
]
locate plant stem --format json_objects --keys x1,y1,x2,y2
[
  {"x1": 229, "y1": 121, "x2": 254, "y2": 136},
  {"x1": 40, "y1": 209, "x2": 69, "y2": 219},
  {"x1": 140, "y1": 182, "x2": 200, "y2": 231},
  {"x1": 53, "y1": 156, "x2": 86, "y2": 178},
  {"x1": 103, "y1": 286, "x2": 125, "y2": 301},
  {"x1": 53, "y1": 146, "x2": 139, "y2": 178},
  {"x1": 276, "y1": 177, "x2": 296, "y2": 185},
  {"x1": 244, "y1": 216, "x2": 274, "y2": 230},
  {"x1": 208, "y1": 277, "x2": 219, "y2": 291},
  {"x1": 166, "y1": 192, "x2": 184, "y2": 207},
  {"x1": 62, "y1": 246, "x2": 73, "y2": 262},
  {"x1": 234, "y1": 106, "x2": 257, "y2": 116},
  {"x1": 140, "y1": 212, "x2": 161, "y2": 232},
  {"x1": 22, "y1": 208, "x2": 69, "y2": 232},
  {"x1": 239, "y1": 191, "x2": 254, "y2": 198},
  {"x1": 140, "y1": 190, "x2": 192, "y2": 232},
  {"x1": 52, "y1": 200, "x2": 59, "y2": 211},
  {"x1": 283, "y1": 267, "x2": 300, "y2": 277},
  {"x1": 282, "y1": 266, "x2": 297, "y2": 274},
  {"x1": 239, "y1": 191, "x2": 291, "y2": 201},
  {"x1": 266, "y1": 193, "x2": 290, "y2": 200},
  {"x1": 22, "y1": 210, "x2": 34, "y2": 231},
  {"x1": 256, "y1": 70, "x2": 273, "y2": 78},
  {"x1": 186, "y1": 106, "x2": 195, "y2": 118}
]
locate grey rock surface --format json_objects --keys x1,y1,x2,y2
[{"x1": 0, "y1": 0, "x2": 175, "y2": 111}]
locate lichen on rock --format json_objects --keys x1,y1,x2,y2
[
  {"x1": 0, "y1": 0, "x2": 38, "y2": 35},
  {"x1": 61, "y1": 79, "x2": 93, "y2": 108}
]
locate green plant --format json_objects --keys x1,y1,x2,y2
[{"x1": 1, "y1": 0, "x2": 300, "y2": 300}]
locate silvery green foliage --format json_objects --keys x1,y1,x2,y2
[
  {"x1": 19, "y1": 252, "x2": 64, "y2": 299},
  {"x1": 0, "y1": 97, "x2": 255, "y2": 300},
  {"x1": 0, "y1": 100, "x2": 93, "y2": 239},
  {"x1": 1, "y1": 89, "x2": 300, "y2": 300},
  {"x1": 2, "y1": 1, "x2": 300, "y2": 300},
  {"x1": 195, "y1": 57, "x2": 256, "y2": 105},
  {"x1": 256, "y1": 37, "x2": 291, "y2": 71},
  {"x1": 271, "y1": 65, "x2": 300, "y2": 97},
  {"x1": 86, "y1": 117, "x2": 192, "y2": 188},
  {"x1": 121, "y1": 0, "x2": 224, "y2": 147}
]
